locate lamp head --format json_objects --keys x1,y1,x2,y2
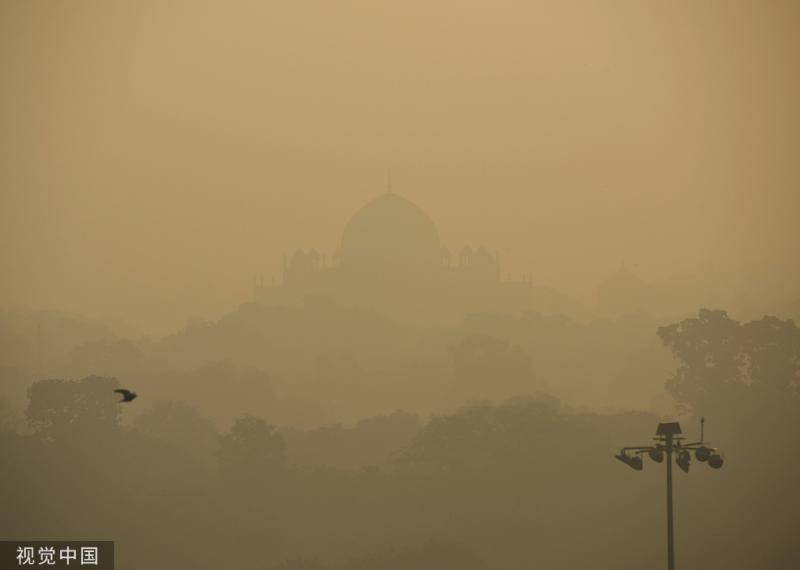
[
  {"x1": 695, "y1": 446, "x2": 712, "y2": 462},
  {"x1": 708, "y1": 454, "x2": 724, "y2": 469},
  {"x1": 677, "y1": 450, "x2": 691, "y2": 473},
  {"x1": 615, "y1": 451, "x2": 643, "y2": 471}
]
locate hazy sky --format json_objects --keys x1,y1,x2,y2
[{"x1": 2, "y1": 1, "x2": 798, "y2": 331}]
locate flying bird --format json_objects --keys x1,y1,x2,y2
[{"x1": 114, "y1": 389, "x2": 138, "y2": 403}]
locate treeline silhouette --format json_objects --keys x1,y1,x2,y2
[
  {"x1": 0, "y1": 308, "x2": 798, "y2": 569},
  {"x1": 1, "y1": 302, "x2": 681, "y2": 426}
]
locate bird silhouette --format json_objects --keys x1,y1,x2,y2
[{"x1": 114, "y1": 389, "x2": 138, "y2": 403}]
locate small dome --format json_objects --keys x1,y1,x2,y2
[{"x1": 341, "y1": 193, "x2": 441, "y2": 270}]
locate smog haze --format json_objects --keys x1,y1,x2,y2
[{"x1": 3, "y1": 1, "x2": 798, "y2": 331}]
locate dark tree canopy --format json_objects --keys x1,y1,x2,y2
[
  {"x1": 218, "y1": 414, "x2": 288, "y2": 480},
  {"x1": 25, "y1": 375, "x2": 121, "y2": 439},
  {"x1": 134, "y1": 400, "x2": 220, "y2": 470},
  {"x1": 450, "y1": 334, "x2": 537, "y2": 399},
  {"x1": 658, "y1": 309, "x2": 800, "y2": 415}
]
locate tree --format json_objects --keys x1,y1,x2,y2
[
  {"x1": 450, "y1": 334, "x2": 537, "y2": 400},
  {"x1": 25, "y1": 376, "x2": 121, "y2": 440},
  {"x1": 657, "y1": 309, "x2": 800, "y2": 416},
  {"x1": 218, "y1": 414, "x2": 287, "y2": 481},
  {"x1": 399, "y1": 394, "x2": 564, "y2": 475},
  {"x1": 134, "y1": 400, "x2": 219, "y2": 470}
]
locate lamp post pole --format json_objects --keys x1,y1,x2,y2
[
  {"x1": 665, "y1": 432, "x2": 674, "y2": 570},
  {"x1": 615, "y1": 419, "x2": 723, "y2": 570}
]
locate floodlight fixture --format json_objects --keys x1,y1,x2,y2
[
  {"x1": 676, "y1": 450, "x2": 690, "y2": 473},
  {"x1": 695, "y1": 446, "x2": 712, "y2": 462},
  {"x1": 616, "y1": 451, "x2": 644, "y2": 470}
]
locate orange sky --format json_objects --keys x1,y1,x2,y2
[{"x1": 2, "y1": 1, "x2": 798, "y2": 332}]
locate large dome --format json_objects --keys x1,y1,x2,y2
[{"x1": 340, "y1": 193, "x2": 441, "y2": 270}]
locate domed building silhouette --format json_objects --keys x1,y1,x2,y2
[
  {"x1": 255, "y1": 190, "x2": 576, "y2": 322},
  {"x1": 340, "y1": 192, "x2": 442, "y2": 272}
]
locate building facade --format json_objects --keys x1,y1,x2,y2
[{"x1": 255, "y1": 192, "x2": 573, "y2": 322}]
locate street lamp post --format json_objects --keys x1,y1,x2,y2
[{"x1": 615, "y1": 418, "x2": 723, "y2": 570}]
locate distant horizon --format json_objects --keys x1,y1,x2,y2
[{"x1": 3, "y1": 185, "x2": 798, "y2": 334}]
